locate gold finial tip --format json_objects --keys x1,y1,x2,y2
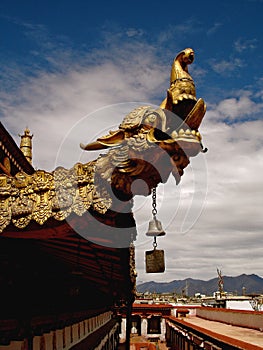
[{"x1": 24, "y1": 127, "x2": 32, "y2": 136}]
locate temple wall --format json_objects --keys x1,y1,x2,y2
[
  {"x1": 0, "y1": 311, "x2": 119, "y2": 350},
  {"x1": 166, "y1": 320, "x2": 223, "y2": 350},
  {"x1": 120, "y1": 316, "x2": 166, "y2": 342},
  {"x1": 196, "y1": 307, "x2": 263, "y2": 330}
]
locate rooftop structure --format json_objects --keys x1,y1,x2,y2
[{"x1": 166, "y1": 307, "x2": 263, "y2": 349}]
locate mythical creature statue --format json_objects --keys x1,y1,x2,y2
[
  {"x1": 0, "y1": 48, "x2": 206, "y2": 247},
  {"x1": 80, "y1": 47, "x2": 206, "y2": 198}
]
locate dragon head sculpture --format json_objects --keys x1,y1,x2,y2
[{"x1": 80, "y1": 47, "x2": 206, "y2": 201}]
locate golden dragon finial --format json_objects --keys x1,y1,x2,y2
[{"x1": 160, "y1": 48, "x2": 197, "y2": 117}]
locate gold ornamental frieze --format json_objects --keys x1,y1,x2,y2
[
  {"x1": 0, "y1": 161, "x2": 113, "y2": 233},
  {"x1": 0, "y1": 176, "x2": 12, "y2": 231}
]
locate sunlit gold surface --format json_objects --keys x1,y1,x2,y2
[
  {"x1": 19, "y1": 128, "x2": 33, "y2": 164},
  {"x1": 0, "y1": 163, "x2": 112, "y2": 232},
  {"x1": 160, "y1": 48, "x2": 198, "y2": 111}
]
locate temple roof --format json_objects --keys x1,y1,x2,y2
[{"x1": 0, "y1": 121, "x2": 136, "y2": 317}]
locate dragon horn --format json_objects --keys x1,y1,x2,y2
[{"x1": 80, "y1": 130, "x2": 125, "y2": 151}]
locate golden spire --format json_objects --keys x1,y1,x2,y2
[
  {"x1": 160, "y1": 48, "x2": 197, "y2": 113},
  {"x1": 19, "y1": 127, "x2": 33, "y2": 164}
]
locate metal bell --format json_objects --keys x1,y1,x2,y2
[{"x1": 146, "y1": 217, "x2": 166, "y2": 237}]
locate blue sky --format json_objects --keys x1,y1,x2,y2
[{"x1": 1, "y1": 0, "x2": 263, "y2": 284}]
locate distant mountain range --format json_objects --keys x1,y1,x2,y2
[{"x1": 136, "y1": 274, "x2": 263, "y2": 297}]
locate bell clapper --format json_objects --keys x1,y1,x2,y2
[{"x1": 153, "y1": 236, "x2": 158, "y2": 250}]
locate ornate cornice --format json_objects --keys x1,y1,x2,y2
[{"x1": 0, "y1": 162, "x2": 112, "y2": 233}]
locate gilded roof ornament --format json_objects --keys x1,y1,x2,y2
[
  {"x1": 19, "y1": 127, "x2": 33, "y2": 164},
  {"x1": 160, "y1": 48, "x2": 197, "y2": 114}
]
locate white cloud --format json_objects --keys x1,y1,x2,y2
[
  {"x1": 207, "y1": 22, "x2": 223, "y2": 36},
  {"x1": 211, "y1": 58, "x2": 244, "y2": 74},
  {"x1": 156, "y1": 19, "x2": 201, "y2": 46},
  {"x1": 126, "y1": 28, "x2": 144, "y2": 38},
  {"x1": 207, "y1": 92, "x2": 263, "y2": 121},
  {"x1": 217, "y1": 96, "x2": 262, "y2": 120},
  {"x1": 234, "y1": 38, "x2": 257, "y2": 53},
  {"x1": 0, "y1": 43, "x2": 168, "y2": 171}
]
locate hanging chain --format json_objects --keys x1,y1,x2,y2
[
  {"x1": 152, "y1": 188, "x2": 158, "y2": 249},
  {"x1": 152, "y1": 187, "x2": 157, "y2": 218},
  {"x1": 153, "y1": 236, "x2": 157, "y2": 249}
]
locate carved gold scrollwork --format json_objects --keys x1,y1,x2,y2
[
  {"x1": 12, "y1": 194, "x2": 33, "y2": 229},
  {"x1": 0, "y1": 158, "x2": 114, "y2": 233},
  {"x1": 71, "y1": 195, "x2": 86, "y2": 216},
  {"x1": 11, "y1": 172, "x2": 33, "y2": 228},
  {"x1": 53, "y1": 167, "x2": 76, "y2": 221},
  {"x1": 31, "y1": 171, "x2": 53, "y2": 225},
  {"x1": 32, "y1": 192, "x2": 52, "y2": 225},
  {"x1": 92, "y1": 188, "x2": 112, "y2": 214},
  {"x1": 127, "y1": 133, "x2": 152, "y2": 151},
  {"x1": 72, "y1": 163, "x2": 93, "y2": 215},
  {"x1": 119, "y1": 105, "x2": 151, "y2": 130},
  {"x1": 0, "y1": 176, "x2": 12, "y2": 230}
]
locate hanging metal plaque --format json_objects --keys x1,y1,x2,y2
[{"x1": 145, "y1": 249, "x2": 165, "y2": 273}]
